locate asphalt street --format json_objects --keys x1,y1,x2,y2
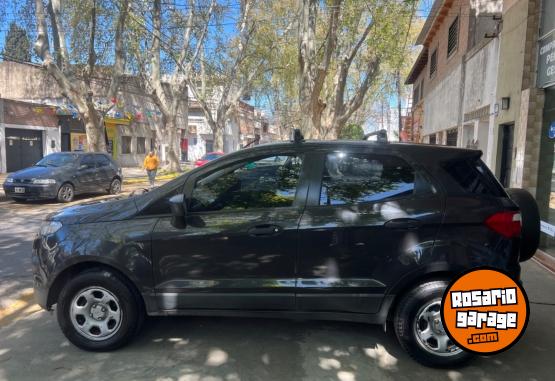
[{"x1": 1, "y1": 194, "x2": 555, "y2": 381}]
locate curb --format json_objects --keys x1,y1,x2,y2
[{"x1": 532, "y1": 250, "x2": 555, "y2": 275}]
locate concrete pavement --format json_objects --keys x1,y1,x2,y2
[{"x1": 1, "y1": 199, "x2": 555, "y2": 380}]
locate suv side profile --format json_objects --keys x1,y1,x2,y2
[{"x1": 32, "y1": 139, "x2": 539, "y2": 367}]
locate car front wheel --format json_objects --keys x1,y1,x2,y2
[
  {"x1": 56, "y1": 269, "x2": 143, "y2": 351},
  {"x1": 394, "y1": 280, "x2": 472, "y2": 367},
  {"x1": 57, "y1": 183, "x2": 74, "y2": 203}
]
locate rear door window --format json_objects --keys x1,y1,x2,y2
[
  {"x1": 444, "y1": 158, "x2": 506, "y2": 197},
  {"x1": 80, "y1": 155, "x2": 96, "y2": 169},
  {"x1": 94, "y1": 154, "x2": 111, "y2": 167},
  {"x1": 319, "y1": 153, "x2": 426, "y2": 205}
]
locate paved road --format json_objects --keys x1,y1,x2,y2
[{"x1": 1, "y1": 194, "x2": 555, "y2": 381}]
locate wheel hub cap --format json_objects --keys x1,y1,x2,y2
[
  {"x1": 413, "y1": 299, "x2": 462, "y2": 357},
  {"x1": 90, "y1": 303, "x2": 108, "y2": 320}
]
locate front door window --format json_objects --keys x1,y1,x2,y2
[{"x1": 190, "y1": 155, "x2": 303, "y2": 211}]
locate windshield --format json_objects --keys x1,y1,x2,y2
[
  {"x1": 202, "y1": 153, "x2": 223, "y2": 161},
  {"x1": 36, "y1": 153, "x2": 78, "y2": 167}
]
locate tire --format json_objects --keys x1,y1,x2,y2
[
  {"x1": 56, "y1": 269, "x2": 143, "y2": 351},
  {"x1": 57, "y1": 183, "x2": 74, "y2": 203},
  {"x1": 394, "y1": 280, "x2": 472, "y2": 367},
  {"x1": 109, "y1": 178, "x2": 122, "y2": 195},
  {"x1": 506, "y1": 188, "x2": 540, "y2": 262}
]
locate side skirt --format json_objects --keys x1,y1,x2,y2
[{"x1": 144, "y1": 295, "x2": 396, "y2": 326}]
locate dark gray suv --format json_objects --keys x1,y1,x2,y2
[
  {"x1": 32, "y1": 138, "x2": 539, "y2": 367},
  {"x1": 3, "y1": 152, "x2": 122, "y2": 202}
]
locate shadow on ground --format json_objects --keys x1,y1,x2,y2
[{"x1": 0, "y1": 296, "x2": 554, "y2": 381}]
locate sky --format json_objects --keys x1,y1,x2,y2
[{"x1": 0, "y1": 0, "x2": 434, "y2": 132}]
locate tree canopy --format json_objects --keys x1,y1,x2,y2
[{"x1": 2, "y1": 22, "x2": 31, "y2": 62}]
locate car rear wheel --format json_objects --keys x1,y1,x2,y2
[
  {"x1": 109, "y1": 178, "x2": 122, "y2": 195},
  {"x1": 394, "y1": 280, "x2": 472, "y2": 367},
  {"x1": 57, "y1": 183, "x2": 74, "y2": 203},
  {"x1": 506, "y1": 188, "x2": 540, "y2": 261},
  {"x1": 56, "y1": 269, "x2": 143, "y2": 351}
]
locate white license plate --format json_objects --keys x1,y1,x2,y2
[{"x1": 14, "y1": 187, "x2": 25, "y2": 193}]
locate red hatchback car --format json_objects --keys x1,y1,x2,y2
[{"x1": 194, "y1": 152, "x2": 224, "y2": 167}]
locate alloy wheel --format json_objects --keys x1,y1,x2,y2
[
  {"x1": 111, "y1": 179, "x2": 122, "y2": 194},
  {"x1": 59, "y1": 185, "x2": 74, "y2": 202}
]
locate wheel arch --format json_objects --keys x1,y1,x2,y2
[
  {"x1": 47, "y1": 260, "x2": 146, "y2": 312},
  {"x1": 384, "y1": 268, "x2": 458, "y2": 323}
]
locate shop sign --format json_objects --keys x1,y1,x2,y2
[
  {"x1": 538, "y1": 30, "x2": 555, "y2": 88},
  {"x1": 549, "y1": 121, "x2": 555, "y2": 138},
  {"x1": 540, "y1": 220, "x2": 555, "y2": 237}
]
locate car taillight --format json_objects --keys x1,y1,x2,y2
[{"x1": 485, "y1": 211, "x2": 521, "y2": 238}]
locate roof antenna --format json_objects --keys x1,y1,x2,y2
[
  {"x1": 291, "y1": 128, "x2": 305, "y2": 143},
  {"x1": 363, "y1": 129, "x2": 388, "y2": 143}
]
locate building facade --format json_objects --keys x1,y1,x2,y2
[
  {"x1": 0, "y1": 61, "x2": 277, "y2": 172},
  {"x1": 407, "y1": 0, "x2": 555, "y2": 260}
]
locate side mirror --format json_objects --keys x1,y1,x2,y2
[{"x1": 169, "y1": 194, "x2": 187, "y2": 229}]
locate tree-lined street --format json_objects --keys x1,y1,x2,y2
[{"x1": 2, "y1": 0, "x2": 555, "y2": 379}]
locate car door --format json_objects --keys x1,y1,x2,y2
[
  {"x1": 75, "y1": 154, "x2": 97, "y2": 193},
  {"x1": 150, "y1": 151, "x2": 309, "y2": 311},
  {"x1": 93, "y1": 154, "x2": 112, "y2": 191},
  {"x1": 297, "y1": 149, "x2": 444, "y2": 314}
]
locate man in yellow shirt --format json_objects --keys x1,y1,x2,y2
[{"x1": 143, "y1": 151, "x2": 160, "y2": 187}]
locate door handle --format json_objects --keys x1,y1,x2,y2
[
  {"x1": 384, "y1": 218, "x2": 421, "y2": 230},
  {"x1": 248, "y1": 224, "x2": 282, "y2": 237}
]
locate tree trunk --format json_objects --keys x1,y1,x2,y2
[
  {"x1": 211, "y1": 120, "x2": 225, "y2": 152},
  {"x1": 396, "y1": 70, "x2": 403, "y2": 139},
  {"x1": 164, "y1": 115, "x2": 182, "y2": 172},
  {"x1": 83, "y1": 104, "x2": 105, "y2": 152}
]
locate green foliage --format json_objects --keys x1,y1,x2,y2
[
  {"x1": 2, "y1": 22, "x2": 31, "y2": 62},
  {"x1": 339, "y1": 124, "x2": 364, "y2": 140}
]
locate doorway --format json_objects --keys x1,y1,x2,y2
[
  {"x1": 499, "y1": 123, "x2": 514, "y2": 187},
  {"x1": 5, "y1": 128, "x2": 43, "y2": 172}
]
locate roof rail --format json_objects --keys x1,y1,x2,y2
[
  {"x1": 291, "y1": 128, "x2": 305, "y2": 143},
  {"x1": 363, "y1": 129, "x2": 388, "y2": 143}
]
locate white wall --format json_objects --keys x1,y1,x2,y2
[
  {"x1": 423, "y1": 65, "x2": 462, "y2": 136},
  {"x1": 463, "y1": 39, "x2": 499, "y2": 114}
]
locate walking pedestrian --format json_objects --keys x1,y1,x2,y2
[{"x1": 143, "y1": 150, "x2": 160, "y2": 188}]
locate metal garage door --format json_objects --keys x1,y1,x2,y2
[{"x1": 5, "y1": 128, "x2": 43, "y2": 172}]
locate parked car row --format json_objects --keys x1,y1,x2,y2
[{"x1": 3, "y1": 152, "x2": 122, "y2": 203}]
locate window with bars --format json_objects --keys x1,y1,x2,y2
[
  {"x1": 136, "y1": 137, "x2": 146, "y2": 154},
  {"x1": 122, "y1": 136, "x2": 132, "y2": 154},
  {"x1": 429, "y1": 49, "x2": 437, "y2": 78},
  {"x1": 446, "y1": 129, "x2": 458, "y2": 146},
  {"x1": 447, "y1": 16, "x2": 459, "y2": 57}
]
